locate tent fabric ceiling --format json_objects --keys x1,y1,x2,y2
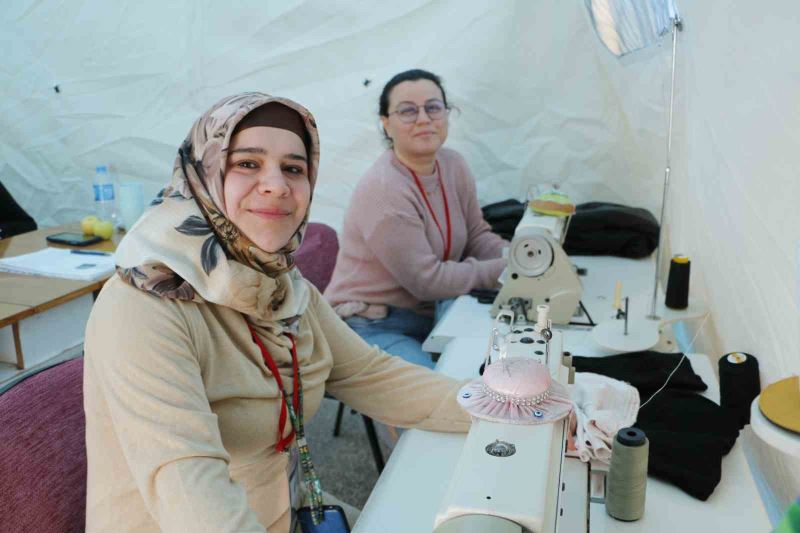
[
  {"x1": 1, "y1": 0, "x2": 798, "y2": 523},
  {"x1": 0, "y1": 0, "x2": 669, "y2": 231}
]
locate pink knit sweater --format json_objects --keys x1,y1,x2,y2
[{"x1": 324, "y1": 148, "x2": 507, "y2": 317}]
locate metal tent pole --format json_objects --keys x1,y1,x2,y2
[{"x1": 649, "y1": 17, "x2": 683, "y2": 320}]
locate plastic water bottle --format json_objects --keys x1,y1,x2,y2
[{"x1": 93, "y1": 165, "x2": 117, "y2": 223}]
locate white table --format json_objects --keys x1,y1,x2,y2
[{"x1": 355, "y1": 257, "x2": 770, "y2": 532}]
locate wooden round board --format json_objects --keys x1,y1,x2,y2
[{"x1": 759, "y1": 376, "x2": 800, "y2": 434}]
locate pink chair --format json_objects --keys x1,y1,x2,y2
[
  {"x1": 294, "y1": 222, "x2": 340, "y2": 292},
  {"x1": 0, "y1": 357, "x2": 86, "y2": 533},
  {"x1": 294, "y1": 222, "x2": 385, "y2": 473}
]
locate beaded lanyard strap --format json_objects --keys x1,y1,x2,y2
[{"x1": 246, "y1": 322, "x2": 324, "y2": 525}]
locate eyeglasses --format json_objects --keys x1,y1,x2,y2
[{"x1": 389, "y1": 99, "x2": 449, "y2": 124}]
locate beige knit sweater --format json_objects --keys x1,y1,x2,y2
[{"x1": 83, "y1": 275, "x2": 470, "y2": 533}]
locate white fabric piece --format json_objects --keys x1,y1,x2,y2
[{"x1": 568, "y1": 372, "x2": 640, "y2": 463}]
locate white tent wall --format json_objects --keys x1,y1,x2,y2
[
  {"x1": 667, "y1": 1, "x2": 800, "y2": 521},
  {"x1": 2, "y1": 0, "x2": 797, "y2": 522},
  {"x1": 1, "y1": 0, "x2": 668, "y2": 230}
]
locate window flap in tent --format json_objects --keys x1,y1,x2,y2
[{"x1": 586, "y1": 0, "x2": 679, "y2": 57}]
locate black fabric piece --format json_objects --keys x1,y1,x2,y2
[
  {"x1": 635, "y1": 389, "x2": 740, "y2": 501},
  {"x1": 563, "y1": 202, "x2": 659, "y2": 258},
  {"x1": 481, "y1": 199, "x2": 525, "y2": 240},
  {"x1": 573, "y1": 352, "x2": 740, "y2": 501},
  {"x1": 469, "y1": 288, "x2": 498, "y2": 304},
  {"x1": 0, "y1": 181, "x2": 36, "y2": 239},
  {"x1": 572, "y1": 351, "x2": 707, "y2": 395},
  {"x1": 481, "y1": 199, "x2": 658, "y2": 258}
]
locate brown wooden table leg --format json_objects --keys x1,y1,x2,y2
[{"x1": 12, "y1": 322, "x2": 24, "y2": 370}]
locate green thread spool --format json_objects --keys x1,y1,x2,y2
[{"x1": 606, "y1": 427, "x2": 649, "y2": 521}]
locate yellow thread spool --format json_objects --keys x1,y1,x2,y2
[{"x1": 613, "y1": 281, "x2": 622, "y2": 310}]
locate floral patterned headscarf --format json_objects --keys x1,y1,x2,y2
[{"x1": 115, "y1": 92, "x2": 320, "y2": 327}]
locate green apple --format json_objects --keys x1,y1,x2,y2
[
  {"x1": 93, "y1": 219, "x2": 114, "y2": 240},
  {"x1": 81, "y1": 215, "x2": 99, "y2": 235}
]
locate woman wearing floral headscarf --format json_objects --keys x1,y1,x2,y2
[{"x1": 82, "y1": 93, "x2": 470, "y2": 533}]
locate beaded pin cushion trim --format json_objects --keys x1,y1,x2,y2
[{"x1": 480, "y1": 383, "x2": 551, "y2": 406}]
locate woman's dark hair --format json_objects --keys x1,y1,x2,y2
[
  {"x1": 378, "y1": 69, "x2": 448, "y2": 117},
  {"x1": 379, "y1": 69, "x2": 449, "y2": 146}
]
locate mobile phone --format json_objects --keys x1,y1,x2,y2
[
  {"x1": 46, "y1": 232, "x2": 103, "y2": 246},
  {"x1": 296, "y1": 505, "x2": 351, "y2": 533}
]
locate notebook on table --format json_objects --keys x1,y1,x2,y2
[{"x1": 0, "y1": 248, "x2": 116, "y2": 282}]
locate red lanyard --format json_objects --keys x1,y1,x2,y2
[
  {"x1": 247, "y1": 322, "x2": 299, "y2": 453},
  {"x1": 406, "y1": 160, "x2": 452, "y2": 261}
]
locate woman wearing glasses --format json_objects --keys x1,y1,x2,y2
[{"x1": 325, "y1": 69, "x2": 508, "y2": 369}]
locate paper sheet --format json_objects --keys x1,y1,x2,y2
[{"x1": 0, "y1": 248, "x2": 115, "y2": 281}]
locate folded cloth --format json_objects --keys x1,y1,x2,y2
[
  {"x1": 568, "y1": 373, "x2": 640, "y2": 463},
  {"x1": 563, "y1": 202, "x2": 659, "y2": 258},
  {"x1": 635, "y1": 389, "x2": 740, "y2": 501},
  {"x1": 572, "y1": 353, "x2": 740, "y2": 500},
  {"x1": 481, "y1": 199, "x2": 525, "y2": 241},
  {"x1": 572, "y1": 351, "x2": 707, "y2": 395}
]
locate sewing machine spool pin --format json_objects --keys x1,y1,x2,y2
[
  {"x1": 542, "y1": 325, "x2": 553, "y2": 365},
  {"x1": 483, "y1": 327, "x2": 499, "y2": 369},
  {"x1": 534, "y1": 305, "x2": 550, "y2": 333},
  {"x1": 624, "y1": 297, "x2": 629, "y2": 335},
  {"x1": 615, "y1": 296, "x2": 630, "y2": 336}
]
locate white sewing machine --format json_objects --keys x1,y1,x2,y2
[
  {"x1": 355, "y1": 263, "x2": 770, "y2": 533},
  {"x1": 491, "y1": 209, "x2": 582, "y2": 325},
  {"x1": 433, "y1": 306, "x2": 593, "y2": 533}
]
